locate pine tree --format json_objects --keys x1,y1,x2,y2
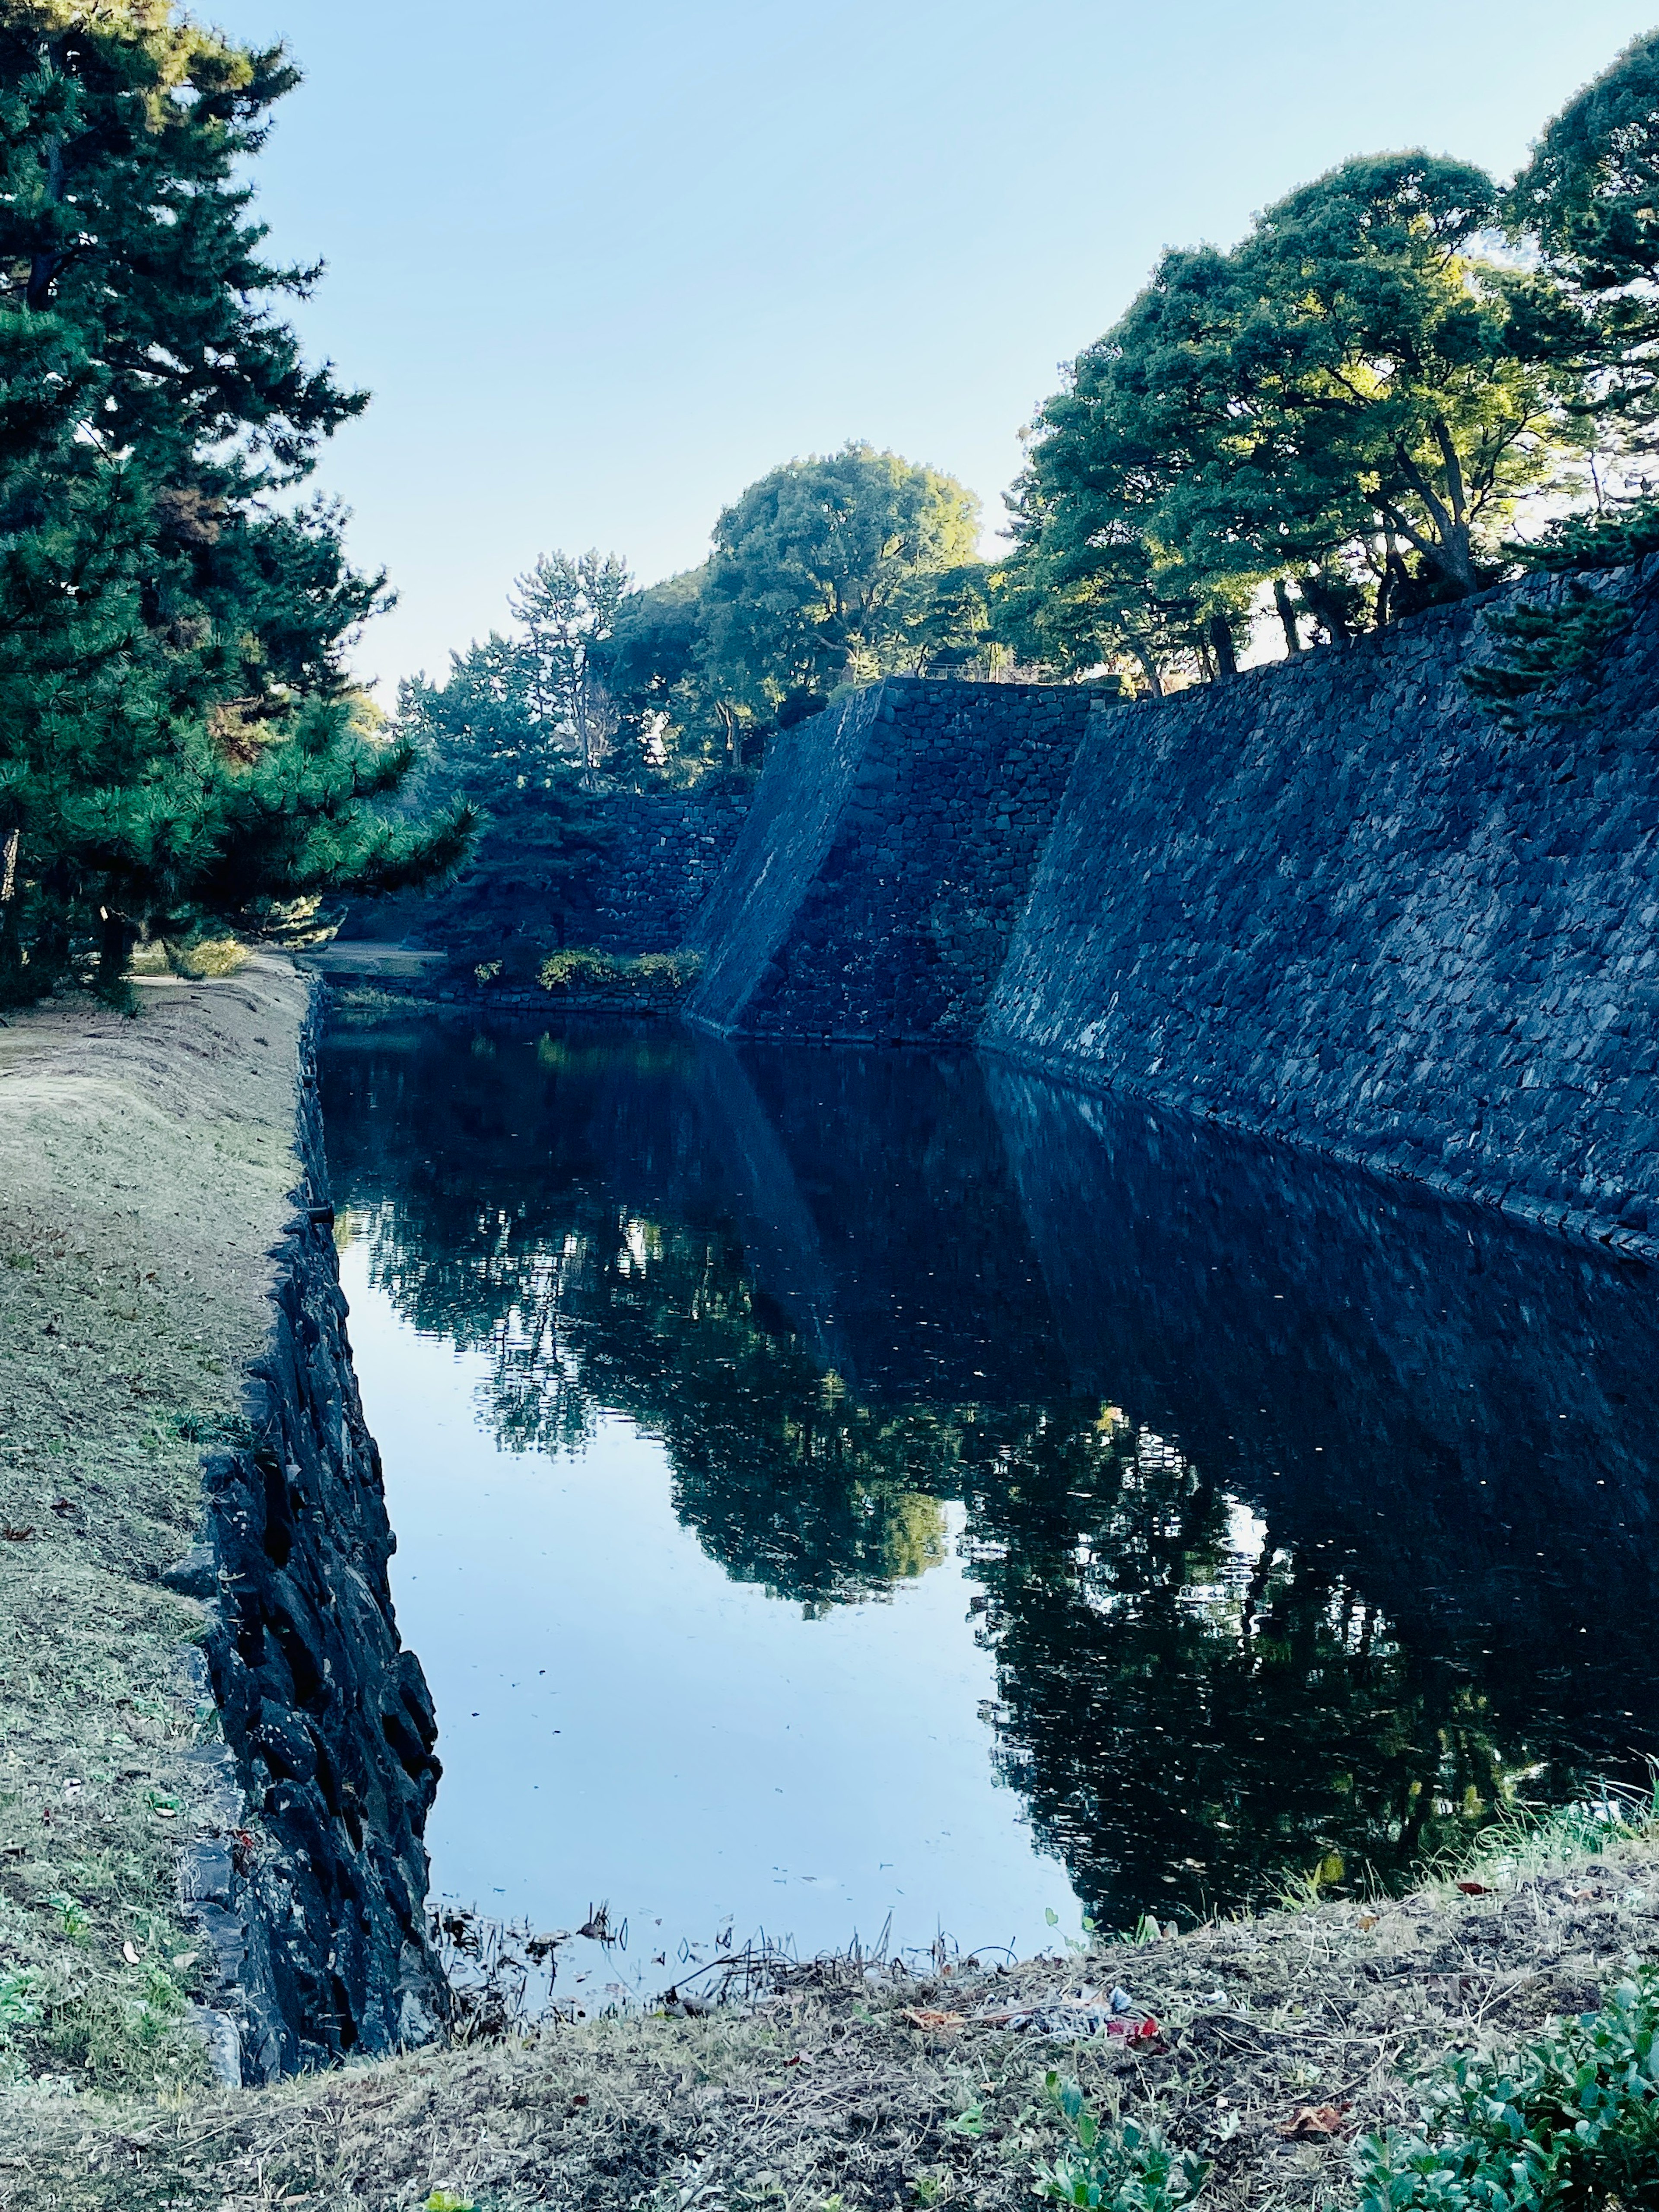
[{"x1": 0, "y1": 0, "x2": 469, "y2": 1003}]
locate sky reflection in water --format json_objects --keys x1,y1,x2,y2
[{"x1": 319, "y1": 1013, "x2": 1659, "y2": 1981}]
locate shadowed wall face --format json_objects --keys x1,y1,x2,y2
[
  {"x1": 684, "y1": 571, "x2": 1659, "y2": 1253},
  {"x1": 983, "y1": 573, "x2": 1659, "y2": 1254},
  {"x1": 686, "y1": 679, "x2": 1093, "y2": 1043}
]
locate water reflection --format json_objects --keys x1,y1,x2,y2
[{"x1": 321, "y1": 1013, "x2": 1659, "y2": 1931}]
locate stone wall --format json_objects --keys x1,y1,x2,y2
[
  {"x1": 585, "y1": 786, "x2": 751, "y2": 952},
  {"x1": 183, "y1": 995, "x2": 448, "y2": 2079},
  {"x1": 685, "y1": 678, "x2": 1095, "y2": 1041},
  {"x1": 984, "y1": 565, "x2": 1659, "y2": 1258},
  {"x1": 339, "y1": 786, "x2": 749, "y2": 960},
  {"x1": 685, "y1": 567, "x2": 1659, "y2": 1254}
]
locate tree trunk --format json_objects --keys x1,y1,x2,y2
[
  {"x1": 1207, "y1": 614, "x2": 1239, "y2": 680},
  {"x1": 0, "y1": 828, "x2": 17, "y2": 906},
  {"x1": 1273, "y1": 581, "x2": 1303, "y2": 655},
  {"x1": 26, "y1": 135, "x2": 65, "y2": 310},
  {"x1": 98, "y1": 906, "x2": 137, "y2": 998},
  {"x1": 1300, "y1": 575, "x2": 1352, "y2": 645},
  {"x1": 1130, "y1": 643, "x2": 1165, "y2": 700}
]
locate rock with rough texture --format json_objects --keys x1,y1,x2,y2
[
  {"x1": 985, "y1": 567, "x2": 1659, "y2": 1257},
  {"x1": 195, "y1": 996, "x2": 448, "y2": 2077},
  {"x1": 686, "y1": 677, "x2": 1095, "y2": 1041}
]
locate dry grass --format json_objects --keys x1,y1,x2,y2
[
  {"x1": 4, "y1": 1830, "x2": 1656, "y2": 2212},
  {"x1": 0, "y1": 963, "x2": 310, "y2": 2093}
]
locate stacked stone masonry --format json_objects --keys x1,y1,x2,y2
[
  {"x1": 687, "y1": 566, "x2": 1659, "y2": 1257},
  {"x1": 686, "y1": 678, "x2": 1096, "y2": 1042},
  {"x1": 586, "y1": 787, "x2": 751, "y2": 953},
  {"x1": 183, "y1": 998, "x2": 448, "y2": 2079}
]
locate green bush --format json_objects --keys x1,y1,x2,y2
[
  {"x1": 1354, "y1": 1966, "x2": 1659, "y2": 2212},
  {"x1": 1036, "y1": 1967, "x2": 1659, "y2": 2212},
  {"x1": 1034, "y1": 2075, "x2": 1210, "y2": 2212},
  {"x1": 536, "y1": 948, "x2": 703, "y2": 996}
]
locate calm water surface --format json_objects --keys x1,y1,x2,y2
[{"x1": 318, "y1": 1012, "x2": 1659, "y2": 1989}]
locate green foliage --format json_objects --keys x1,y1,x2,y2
[
  {"x1": 1509, "y1": 31, "x2": 1659, "y2": 447},
  {"x1": 702, "y1": 442, "x2": 981, "y2": 708},
  {"x1": 1037, "y1": 1973, "x2": 1659, "y2": 2212},
  {"x1": 0, "y1": 0, "x2": 469, "y2": 1003},
  {"x1": 1354, "y1": 1966, "x2": 1659, "y2": 2212},
  {"x1": 508, "y1": 549, "x2": 631, "y2": 784},
  {"x1": 1465, "y1": 582, "x2": 1635, "y2": 731},
  {"x1": 1035, "y1": 2077, "x2": 1210, "y2": 2212},
  {"x1": 601, "y1": 450, "x2": 988, "y2": 774},
  {"x1": 1006, "y1": 154, "x2": 1581, "y2": 690},
  {"x1": 536, "y1": 948, "x2": 702, "y2": 996},
  {"x1": 394, "y1": 637, "x2": 613, "y2": 971}
]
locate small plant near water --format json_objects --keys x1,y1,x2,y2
[
  {"x1": 1035, "y1": 2076, "x2": 1210, "y2": 2211},
  {"x1": 1354, "y1": 1965, "x2": 1659, "y2": 2211},
  {"x1": 537, "y1": 948, "x2": 704, "y2": 996},
  {"x1": 1038, "y1": 1967, "x2": 1659, "y2": 2212}
]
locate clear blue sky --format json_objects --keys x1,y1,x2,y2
[{"x1": 205, "y1": 0, "x2": 1659, "y2": 700}]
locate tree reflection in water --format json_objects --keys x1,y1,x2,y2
[{"x1": 322, "y1": 1012, "x2": 1659, "y2": 1930}]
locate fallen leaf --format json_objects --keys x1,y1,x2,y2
[
  {"x1": 50, "y1": 1499, "x2": 77, "y2": 1516},
  {"x1": 171, "y1": 1952, "x2": 198, "y2": 1970},
  {"x1": 152, "y1": 1805, "x2": 177, "y2": 1820},
  {"x1": 1358, "y1": 1913, "x2": 1379, "y2": 1931},
  {"x1": 901, "y1": 2007, "x2": 965, "y2": 2033},
  {"x1": 1278, "y1": 2104, "x2": 1351, "y2": 2140},
  {"x1": 1456, "y1": 1881, "x2": 1493, "y2": 1897},
  {"x1": 2, "y1": 1526, "x2": 34, "y2": 1542},
  {"x1": 122, "y1": 1941, "x2": 140, "y2": 1966}
]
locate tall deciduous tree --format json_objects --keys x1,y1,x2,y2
[
  {"x1": 1007, "y1": 155, "x2": 1583, "y2": 684},
  {"x1": 701, "y1": 443, "x2": 981, "y2": 707},
  {"x1": 0, "y1": 0, "x2": 467, "y2": 1000}
]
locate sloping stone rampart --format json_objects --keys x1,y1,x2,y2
[
  {"x1": 586, "y1": 787, "x2": 751, "y2": 953},
  {"x1": 686, "y1": 678, "x2": 1093, "y2": 1041},
  {"x1": 984, "y1": 568, "x2": 1659, "y2": 1255},
  {"x1": 686, "y1": 567, "x2": 1659, "y2": 1254}
]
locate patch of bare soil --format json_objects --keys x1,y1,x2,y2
[
  {"x1": 6, "y1": 1846, "x2": 1657, "y2": 2211},
  {"x1": 0, "y1": 961, "x2": 311, "y2": 2092}
]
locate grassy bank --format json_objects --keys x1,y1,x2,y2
[
  {"x1": 2, "y1": 1810, "x2": 1656, "y2": 2209},
  {"x1": 0, "y1": 963, "x2": 311, "y2": 2094}
]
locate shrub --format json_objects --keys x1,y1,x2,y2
[
  {"x1": 1034, "y1": 2075, "x2": 1210, "y2": 2212},
  {"x1": 1036, "y1": 1967, "x2": 1659, "y2": 2212},
  {"x1": 1354, "y1": 1966, "x2": 1659, "y2": 2212},
  {"x1": 536, "y1": 948, "x2": 703, "y2": 996}
]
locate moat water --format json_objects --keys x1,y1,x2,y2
[{"x1": 319, "y1": 1010, "x2": 1659, "y2": 1999}]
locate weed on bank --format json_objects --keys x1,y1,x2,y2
[{"x1": 6, "y1": 1811, "x2": 1659, "y2": 2212}]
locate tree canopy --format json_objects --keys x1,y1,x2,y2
[
  {"x1": 0, "y1": 0, "x2": 468, "y2": 998},
  {"x1": 593, "y1": 446, "x2": 991, "y2": 777},
  {"x1": 1002, "y1": 153, "x2": 1586, "y2": 690}
]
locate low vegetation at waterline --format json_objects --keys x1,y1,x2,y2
[
  {"x1": 10, "y1": 1812, "x2": 1659, "y2": 2211},
  {"x1": 534, "y1": 947, "x2": 703, "y2": 999}
]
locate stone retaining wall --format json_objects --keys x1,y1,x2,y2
[
  {"x1": 985, "y1": 567, "x2": 1659, "y2": 1257},
  {"x1": 686, "y1": 678, "x2": 1095, "y2": 1041},
  {"x1": 686, "y1": 569, "x2": 1659, "y2": 1254}
]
